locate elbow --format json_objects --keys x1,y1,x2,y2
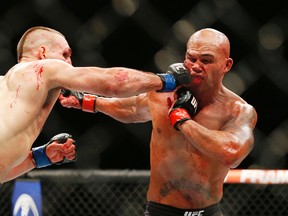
[
  {"x1": 101, "y1": 84, "x2": 130, "y2": 98},
  {"x1": 222, "y1": 141, "x2": 253, "y2": 168},
  {"x1": 222, "y1": 152, "x2": 242, "y2": 168},
  {"x1": 222, "y1": 154, "x2": 237, "y2": 168},
  {"x1": 102, "y1": 79, "x2": 139, "y2": 98},
  {"x1": 101, "y1": 83, "x2": 120, "y2": 97}
]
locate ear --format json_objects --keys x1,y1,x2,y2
[
  {"x1": 224, "y1": 58, "x2": 233, "y2": 73},
  {"x1": 38, "y1": 46, "x2": 46, "y2": 59}
]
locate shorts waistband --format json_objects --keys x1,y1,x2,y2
[{"x1": 145, "y1": 201, "x2": 222, "y2": 216}]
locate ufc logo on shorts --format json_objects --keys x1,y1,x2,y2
[{"x1": 184, "y1": 210, "x2": 204, "y2": 216}]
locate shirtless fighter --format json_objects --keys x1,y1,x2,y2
[
  {"x1": 59, "y1": 28, "x2": 258, "y2": 216},
  {"x1": 0, "y1": 26, "x2": 190, "y2": 184}
]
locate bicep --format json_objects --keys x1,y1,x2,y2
[{"x1": 44, "y1": 60, "x2": 96, "y2": 92}]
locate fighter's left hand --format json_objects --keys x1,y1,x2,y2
[{"x1": 31, "y1": 133, "x2": 77, "y2": 168}]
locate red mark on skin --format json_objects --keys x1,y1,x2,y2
[
  {"x1": 115, "y1": 71, "x2": 129, "y2": 82},
  {"x1": 10, "y1": 85, "x2": 20, "y2": 108},
  {"x1": 34, "y1": 64, "x2": 44, "y2": 90}
]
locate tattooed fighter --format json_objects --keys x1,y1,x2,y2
[{"x1": 59, "y1": 28, "x2": 258, "y2": 216}]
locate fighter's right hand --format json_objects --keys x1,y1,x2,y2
[
  {"x1": 59, "y1": 90, "x2": 98, "y2": 113},
  {"x1": 157, "y1": 63, "x2": 192, "y2": 92}
]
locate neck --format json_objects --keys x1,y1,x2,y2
[{"x1": 193, "y1": 84, "x2": 224, "y2": 110}]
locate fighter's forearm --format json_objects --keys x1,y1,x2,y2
[
  {"x1": 178, "y1": 121, "x2": 253, "y2": 168},
  {"x1": 59, "y1": 90, "x2": 152, "y2": 123},
  {"x1": 96, "y1": 96, "x2": 151, "y2": 123},
  {"x1": 77, "y1": 67, "x2": 163, "y2": 98},
  {"x1": 104, "y1": 68, "x2": 163, "y2": 97}
]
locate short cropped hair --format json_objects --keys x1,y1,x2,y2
[{"x1": 16, "y1": 26, "x2": 64, "y2": 62}]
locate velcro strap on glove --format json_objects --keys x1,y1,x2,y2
[
  {"x1": 169, "y1": 108, "x2": 191, "y2": 130},
  {"x1": 157, "y1": 74, "x2": 176, "y2": 92},
  {"x1": 82, "y1": 94, "x2": 97, "y2": 113},
  {"x1": 31, "y1": 144, "x2": 51, "y2": 168}
]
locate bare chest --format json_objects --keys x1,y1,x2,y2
[{"x1": 149, "y1": 93, "x2": 229, "y2": 131}]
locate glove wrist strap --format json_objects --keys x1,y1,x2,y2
[
  {"x1": 169, "y1": 108, "x2": 191, "y2": 130},
  {"x1": 82, "y1": 94, "x2": 98, "y2": 113},
  {"x1": 157, "y1": 74, "x2": 176, "y2": 92},
  {"x1": 31, "y1": 145, "x2": 52, "y2": 168}
]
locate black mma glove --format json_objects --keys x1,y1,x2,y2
[
  {"x1": 169, "y1": 87, "x2": 198, "y2": 130},
  {"x1": 157, "y1": 63, "x2": 192, "y2": 92},
  {"x1": 60, "y1": 89, "x2": 98, "y2": 113},
  {"x1": 31, "y1": 133, "x2": 77, "y2": 168}
]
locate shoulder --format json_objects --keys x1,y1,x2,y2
[
  {"x1": 9, "y1": 60, "x2": 70, "y2": 75},
  {"x1": 6, "y1": 60, "x2": 71, "y2": 89},
  {"x1": 225, "y1": 87, "x2": 255, "y2": 114},
  {"x1": 232, "y1": 100, "x2": 256, "y2": 117},
  {"x1": 223, "y1": 88, "x2": 257, "y2": 126},
  {"x1": 36, "y1": 59, "x2": 72, "y2": 71},
  {"x1": 24, "y1": 59, "x2": 72, "y2": 80},
  {"x1": 228, "y1": 97, "x2": 257, "y2": 130}
]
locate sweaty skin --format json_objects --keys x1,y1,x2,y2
[
  {"x1": 0, "y1": 26, "x2": 164, "y2": 183},
  {"x1": 147, "y1": 89, "x2": 255, "y2": 208},
  {"x1": 59, "y1": 28, "x2": 258, "y2": 209}
]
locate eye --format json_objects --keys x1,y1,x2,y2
[
  {"x1": 188, "y1": 57, "x2": 197, "y2": 63},
  {"x1": 186, "y1": 53, "x2": 196, "y2": 63},
  {"x1": 202, "y1": 58, "x2": 212, "y2": 64}
]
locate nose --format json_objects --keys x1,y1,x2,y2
[
  {"x1": 184, "y1": 60, "x2": 202, "y2": 73},
  {"x1": 191, "y1": 64, "x2": 202, "y2": 73}
]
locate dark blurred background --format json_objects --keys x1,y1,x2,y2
[{"x1": 1, "y1": 0, "x2": 288, "y2": 170}]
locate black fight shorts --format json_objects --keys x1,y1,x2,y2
[{"x1": 144, "y1": 201, "x2": 224, "y2": 216}]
